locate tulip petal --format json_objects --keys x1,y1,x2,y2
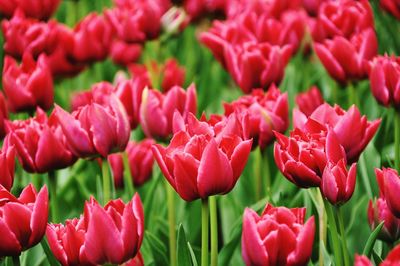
[
  {"x1": 173, "y1": 153, "x2": 200, "y2": 201},
  {"x1": 29, "y1": 186, "x2": 48, "y2": 247},
  {"x1": 0, "y1": 218, "x2": 22, "y2": 257}
]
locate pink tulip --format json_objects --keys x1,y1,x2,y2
[
  {"x1": 380, "y1": 0, "x2": 400, "y2": 20},
  {"x1": 295, "y1": 86, "x2": 324, "y2": 117},
  {"x1": 152, "y1": 112, "x2": 252, "y2": 201},
  {"x1": 110, "y1": 40, "x2": 142, "y2": 66},
  {"x1": 368, "y1": 197, "x2": 400, "y2": 243},
  {"x1": 0, "y1": 145, "x2": 15, "y2": 191},
  {"x1": 0, "y1": 92, "x2": 9, "y2": 139},
  {"x1": 376, "y1": 168, "x2": 400, "y2": 219}
]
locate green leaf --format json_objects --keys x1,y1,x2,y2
[
  {"x1": 362, "y1": 221, "x2": 384, "y2": 257},
  {"x1": 218, "y1": 224, "x2": 242, "y2": 266},
  {"x1": 145, "y1": 231, "x2": 169, "y2": 266},
  {"x1": 176, "y1": 224, "x2": 192, "y2": 266},
  {"x1": 187, "y1": 242, "x2": 199, "y2": 266}
]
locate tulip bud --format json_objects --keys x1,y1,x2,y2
[
  {"x1": 224, "y1": 85, "x2": 288, "y2": 150},
  {"x1": 376, "y1": 168, "x2": 400, "y2": 219},
  {"x1": 368, "y1": 55, "x2": 400, "y2": 110},
  {"x1": 0, "y1": 184, "x2": 48, "y2": 257},
  {"x1": 0, "y1": 145, "x2": 15, "y2": 191},
  {"x1": 368, "y1": 197, "x2": 400, "y2": 243},
  {"x1": 108, "y1": 139, "x2": 155, "y2": 188},
  {"x1": 242, "y1": 204, "x2": 315, "y2": 266},
  {"x1": 5, "y1": 108, "x2": 77, "y2": 173},
  {"x1": 51, "y1": 92, "x2": 130, "y2": 159},
  {"x1": 2, "y1": 53, "x2": 54, "y2": 113},
  {"x1": 152, "y1": 112, "x2": 252, "y2": 201},
  {"x1": 295, "y1": 86, "x2": 324, "y2": 116},
  {"x1": 140, "y1": 85, "x2": 197, "y2": 139},
  {"x1": 72, "y1": 13, "x2": 113, "y2": 63}
]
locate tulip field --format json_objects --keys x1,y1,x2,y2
[{"x1": 1, "y1": 0, "x2": 400, "y2": 265}]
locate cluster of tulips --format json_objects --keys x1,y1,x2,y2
[{"x1": 0, "y1": 0, "x2": 400, "y2": 265}]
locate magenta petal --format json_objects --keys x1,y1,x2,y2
[
  {"x1": 230, "y1": 139, "x2": 252, "y2": 181},
  {"x1": 29, "y1": 186, "x2": 48, "y2": 247},
  {"x1": 0, "y1": 218, "x2": 22, "y2": 257},
  {"x1": 287, "y1": 216, "x2": 315, "y2": 265},
  {"x1": 173, "y1": 153, "x2": 200, "y2": 201}
]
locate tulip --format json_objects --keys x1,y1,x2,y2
[
  {"x1": 225, "y1": 42, "x2": 292, "y2": 93},
  {"x1": 72, "y1": 13, "x2": 113, "y2": 63},
  {"x1": 293, "y1": 103, "x2": 381, "y2": 163},
  {"x1": 161, "y1": 59, "x2": 186, "y2": 92},
  {"x1": 314, "y1": 28, "x2": 378, "y2": 83},
  {"x1": 2, "y1": 53, "x2": 54, "y2": 113},
  {"x1": 108, "y1": 139, "x2": 155, "y2": 188},
  {"x1": 46, "y1": 217, "x2": 94, "y2": 266},
  {"x1": 110, "y1": 40, "x2": 142, "y2": 66},
  {"x1": 376, "y1": 168, "x2": 400, "y2": 219},
  {"x1": 47, "y1": 194, "x2": 144, "y2": 265},
  {"x1": 380, "y1": 0, "x2": 400, "y2": 20},
  {"x1": 152, "y1": 112, "x2": 252, "y2": 201},
  {"x1": 368, "y1": 55, "x2": 400, "y2": 109},
  {"x1": 302, "y1": 0, "x2": 326, "y2": 16},
  {"x1": 4, "y1": 108, "x2": 77, "y2": 173},
  {"x1": 83, "y1": 194, "x2": 144, "y2": 265},
  {"x1": 224, "y1": 85, "x2": 288, "y2": 150},
  {"x1": 104, "y1": 2, "x2": 163, "y2": 43},
  {"x1": 274, "y1": 119, "x2": 328, "y2": 188},
  {"x1": 114, "y1": 76, "x2": 150, "y2": 129},
  {"x1": 354, "y1": 255, "x2": 373, "y2": 266},
  {"x1": 295, "y1": 86, "x2": 324, "y2": 117},
  {"x1": 0, "y1": 0, "x2": 17, "y2": 18},
  {"x1": 311, "y1": 0, "x2": 374, "y2": 41},
  {"x1": 126, "y1": 252, "x2": 144, "y2": 266},
  {"x1": 1, "y1": 11, "x2": 59, "y2": 58},
  {"x1": 70, "y1": 82, "x2": 115, "y2": 112},
  {"x1": 0, "y1": 184, "x2": 48, "y2": 257},
  {"x1": 242, "y1": 204, "x2": 315, "y2": 266},
  {"x1": 183, "y1": 0, "x2": 226, "y2": 20},
  {"x1": 51, "y1": 93, "x2": 130, "y2": 158},
  {"x1": 320, "y1": 130, "x2": 357, "y2": 205},
  {"x1": 0, "y1": 92, "x2": 9, "y2": 139},
  {"x1": 368, "y1": 197, "x2": 400, "y2": 243},
  {"x1": 140, "y1": 85, "x2": 197, "y2": 139},
  {"x1": 16, "y1": 0, "x2": 61, "y2": 20},
  {"x1": 0, "y1": 145, "x2": 15, "y2": 191}
]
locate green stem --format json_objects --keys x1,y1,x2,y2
[
  {"x1": 102, "y1": 159, "x2": 111, "y2": 204},
  {"x1": 48, "y1": 171, "x2": 58, "y2": 223},
  {"x1": 347, "y1": 82, "x2": 359, "y2": 108},
  {"x1": 122, "y1": 152, "x2": 135, "y2": 198},
  {"x1": 394, "y1": 110, "x2": 400, "y2": 171},
  {"x1": 210, "y1": 196, "x2": 218, "y2": 266},
  {"x1": 324, "y1": 199, "x2": 343, "y2": 266},
  {"x1": 11, "y1": 256, "x2": 19, "y2": 266},
  {"x1": 263, "y1": 148, "x2": 271, "y2": 201},
  {"x1": 40, "y1": 238, "x2": 59, "y2": 266},
  {"x1": 316, "y1": 191, "x2": 327, "y2": 266},
  {"x1": 201, "y1": 198, "x2": 209, "y2": 266},
  {"x1": 336, "y1": 207, "x2": 350, "y2": 266},
  {"x1": 166, "y1": 183, "x2": 177, "y2": 266},
  {"x1": 254, "y1": 147, "x2": 262, "y2": 201}
]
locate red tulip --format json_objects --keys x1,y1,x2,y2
[
  {"x1": 0, "y1": 0, "x2": 17, "y2": 18},
  {"x1": 0, "y1": 184, "x2": 48, "y2": 257},
  {"x1": 314, "y1": 28, "x2": 378, "y2": 83},
  {"x1": 295, "y1": 86, "x2": 324, "y2": 117},
  {"x1": 110, "y1": 40, "x2": 142, "y2": 66},
  {"x1": 4, "y1": 108, "x2": 77, "y2": 173},
  {"x1": 47, "y1": 194, "x2": 144, "y2": 265},
  {"x1": 293, "y1": 103, "x2": 381, "y2": 163},
  {"x1": 274, "y1": 119, "x2": 329, "y2": 188},
  {"x1": 16, "y1": 0, "x2": 61, "y2": 20},
  {"x1": 108, "y1": 139, "x2": 155, "y2": 188},
  {"x1": 242, "y1": 203, "x2": 315, "y2": 266},
  {"x1": 2, "y1": 53, "x2": 54, "y2": 113},
  {"x1": 0, "y1": 145, "x2": 15, "y2": 191},
  {"x1": 376, "y1": 168, "x2": 400, "y2": 219},
  {"x1": 70, "y1": 82, "x2": 115, "y2": 112},
  {"x1": 140, "y1": 85, "x2": 197, "y2": 139},
  {"x1": 311, "y1": 0, "x2": 374, "y2": 41},
  {"x1": 226, "y1": 42, "x2": 292, "y2": 93},
  {"x1": 224, "y1": 85, "x2": 288, "y2": 150},
  {"x1": 368, "y1": 197, "x2": 400, "y2": 243},
  {"x1": 382, "y1": 244, "x2": 400, "y2": 266},
  {"x1": 354, "y1": 255, "x2": 373, "y2": 266},
  {"x1": 72, "y1": 13, "x2": 113, "y2": 63},
  {"x1": 1, "y1": 11, "x2": 59, "y2": 58},
  {"x1": 183, "y1": 0, "x2": 226, "y2": 20},
  {"x1": 302, "y1": 0, "x2": 326, "y2": 16},
  {"x1": 0, "y1": 92, "x2": 9, "y2": 139},
  {"x1": 46, "y1": 217, "x2": 94, "y2": 266},
  {"x1": 380, "y1": 0, "x2": 400, "y2": 20},
  {"x1": 152, "y1": 112, "x2": 252, "y2": 201},
  {"x1": 83, "y1": 194, "x2": 144, "y2": 265},
  {"x1": 125, "y1": 252, "x2": 144, "y2": 266},
  {"x1": 161, "y1": 59, "x2": 186, "y2": 92},
  {"x1": 320, "y1": 130, "x2": 357, "y2": 205},
  {"x1": 368, "y1": 55, "x2": 400, "y2": 109},
  {"x1": 105, "y1": 2, "x2": 163, "y2": 43},
  {"x1": 51, "y1": 92, "x2": 130, "y2": 158}
]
